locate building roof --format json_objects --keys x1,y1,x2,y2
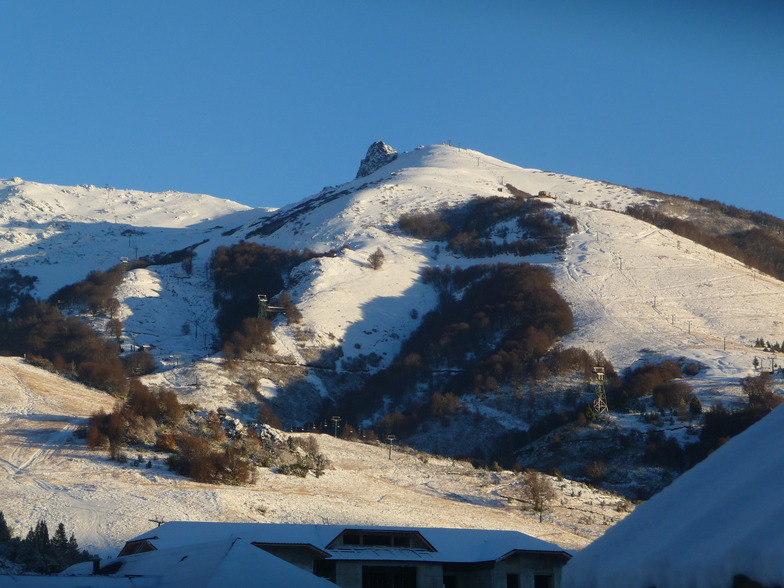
[
  {"x1": 0, "y1": 577, "x2": 148, "y2": 588},
  {"x1": 55, "y1": 537, "x2": 337, "y2": 588},
  {"x1": 563, "y1": 404, "x2": 784, "y2": 588},
  {"x1": 126, "y1": 522, "x2": 570, "y2": 564}
]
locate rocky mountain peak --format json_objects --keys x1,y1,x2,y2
[{"x1": 355, "y1": 141, "x2": 398, "y2": 178}]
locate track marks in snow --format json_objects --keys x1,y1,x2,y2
[{"x1": 554, "y1": 203, "x2": 784, "y2": 379}]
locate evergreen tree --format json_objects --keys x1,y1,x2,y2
[
  {"x1": 0, "y1": 511, "x2": 10, "y2": 543},
  {"x1": 0, "y1": 515, "x2": 92, "y2": 574},
  {"x1": 18, "y1": 520, "x2": 50, "y2": 573},
  {"x1": 28, "y1": 520, "x2": 50, "y2": 552},
  {"x1": 52, "y1": 523, "x2": 68, "y2": 551},
  {"x1": 689, "y1": 395, "x2": 703, "y2": 420}
]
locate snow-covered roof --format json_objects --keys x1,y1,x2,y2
[
  {"x1": 563, "y1": 404, "x2": 784, "y2": 588},
  {"x1": 72, "y1": 537, "x2": 334, "y2": 588},
  {"x1": 127, "y1": 522, "x2": 570, "y2": 564},
  {"x1": 0, "y1": 577, "x2": 149, "y2": 587}
]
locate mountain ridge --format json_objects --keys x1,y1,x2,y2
[
  {"x1": 2, "y1": 143, "x2": 780, "y2": 427},
  {"x1": 1, "y1": 143, "x2": 782, "y2": 558}
]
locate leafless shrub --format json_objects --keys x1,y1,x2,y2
[
  {"x1": 368, "y1": 247, "x2": 385, "y2": 270},
  {"x1": 516, "y1": 470, "x2": 557, "y2": 522}
]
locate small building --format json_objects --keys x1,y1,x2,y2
[
  {"x1": 109, "y1": 522, "x2": 571, "y2": 588},
  {"x1": 52, "y1": 536, "x2": 336, "y2": 588}
]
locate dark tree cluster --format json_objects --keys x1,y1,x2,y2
[
  {"x1": 398, "y1": 194, "x2": 577, "y2": 257},
  {"x1": 209, "y1": 242, "x2": 312, "y2": 347},
  {"x1": 626, "y1": 204, "x2": 784, "y2": 282},
  {"x1": 337, "y1": 263, "x2": 575, "y2": 427},
  {"x1": 542, "y1": 345, "x2": 613, "y2": 380},
  {"x1": 50, "y1": 265, "x2": 128, "y2": 317},
  {"x1": 88, "y1": 386, "x2": 255, "y2": 485},
  {"x1": 693, "y1": 195, "x2": 784, "y2": 234},
  {"x1": 0, "y1": 260, "x2": 170, "y2": 395},
  {"x1": 165, "y1": 433, "x2": 256, "y2": 485},
  {"x1": 86, "y1": 379, "x2": 185, "y2": 459},
  {"x1": 624, "y1": 370, "x2": 784, "y2": 477},
  {"x1": 86, "y1": 380, "x2": 331, "y2": 485},
  {"x1": 682, "y1": 400, "x2": 772, "y2": 468},
  {"x1": 0, "y1": 513, "x2": 93, "y2": 574},
  {"x1": 0, "y1": 301, "x2": 134, "y2": 395},
  {"x1": 221, "y1": 317, "x2": 275, "y2": 363},
  {"x1": 164, "y1": 423, "x2": 330, "y2": 484},
  {"x1": 754, "y1": 338, "x2": 784, "y2": 352},
  {"x1": 642, "y1": 429, "x2": 688, "y2": 471},
  {"x1": 608, "y1": 360, "x2": 691, "y2": 410},
  {"x1": 742, "y1": 372, "x2": 783, "y2": 411},
  {"x1": 141, "y1": 241, "x2": 205, "y2": 267},
  {"x1": 0, "y1": 268, "x2": 37, "y2": 315}
]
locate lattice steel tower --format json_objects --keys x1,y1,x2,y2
[{"x1": 593, "y1": 366, "x2": 609, "y2": 415}]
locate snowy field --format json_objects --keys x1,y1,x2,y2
[{"x1": 0, "y1": 356, "x2": 629, "y2": 557}]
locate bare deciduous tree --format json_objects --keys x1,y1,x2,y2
[
  {"x1": 742, "y1": 372, "x2": 782, "y2": 410},
  {"x1": 368, "y1": 247, "x2": 385, "y2": 270},
  {"x1": 517, "y1": 469, "x2": 557, "y2": 522}
]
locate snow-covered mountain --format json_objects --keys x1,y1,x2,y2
[
  {"x1": 3, "y1": 144, "x2": 777, "y2": 416},
  {"x1": 0, "y1": 177, "x2": 259, "y2": 297},
  {"x1": 2, "y1": 143, "x2": 783, "y2": 572}
]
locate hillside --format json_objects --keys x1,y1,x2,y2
[
  {"x1": 0, "y1": 177, "x2": 258, "y2": 298},
  {"x1": 1, "y1": 143, "x2": 783, "y2": 558},
  {"x1": 0, "y1": 356, "x2": 629, "y2": 556},
  {"x1": 5, "y1": 146, "x2": 781, "y2": 386},
  {"x1": 130, "y1": 145, "x2": 782, "y2": 485}
]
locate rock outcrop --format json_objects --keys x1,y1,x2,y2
[{"x1": 355, "y1": 141, "x2": 398, "y2": 178}]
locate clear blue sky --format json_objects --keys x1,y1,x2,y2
[{"x1": 2, "y1": 1, "x2": 782, "y2": 217}]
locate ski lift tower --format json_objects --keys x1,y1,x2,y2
[
  {"x1": 593, "y1": 366, "x2": 609, "y2": 416},
  {"x1": 257, "y1": 294, "x2": 287, "y2": 319}
]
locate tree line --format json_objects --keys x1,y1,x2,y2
[
  {"x1": 0, "y1": 513, "x2": 93, "y2": 574},
  {"x1": 334, "y1": 263, "x2": 579, "y2": 436},
  {"x1": 398, "y1": 191, "x2": 577, "y2": 257},
  {"x1": 626, "y1": 203, "x2": 784, "y2": 282},
  {"x1": 209, "y1": 242, "x2": 317, "y2": 359},
  {"x1": 0, "y1": 299, "x2": 155, "y2": 396}
]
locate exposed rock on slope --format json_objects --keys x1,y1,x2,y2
[{"x1": 355, "y1": 141, "x2": 398, "y2": 178}]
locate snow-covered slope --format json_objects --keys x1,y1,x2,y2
[
  {"x1": 563, "y1": 403, "x2": 784, "y2": 588},
  {"x1": 6, "y1": 146, "x2": 781, "y2": 396},
  {"x1": 0, "y1": 356, "x2": 628, "y2": 556},
  {"x1": 96, "y1": 143, "x2": 781, "y2": 417},
  {"x1": 3, "y1": 143, "x2": 784, "y2": 568},
  {"x1": 0, "y1": 177, "x2": 259, "y2": 298}
]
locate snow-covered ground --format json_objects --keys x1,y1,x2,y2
[
  {"x1": 563, "y1": 403, "x2": 784, "y2": 588},
  {"x1": 0, "y1": 177, "x2": 259, "y2": 298},
  {"x1": 2, "y1": 143, "x2": 784, "y2": 570},
  {"x1": 4, "y1": 146, "x2": 780, "y2": 402},
  {"x1": 0, "y1": 356, "x2": 629, "y2": 557}
]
